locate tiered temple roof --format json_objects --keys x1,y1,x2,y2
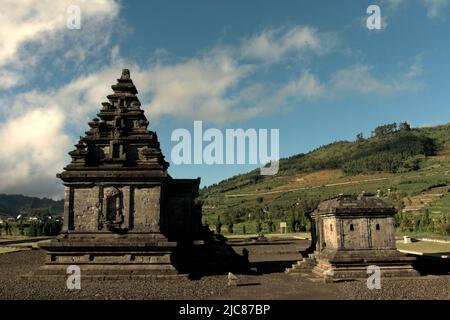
[{"x1": 59, "y1": 69, "x2": 169, "y2": 181}]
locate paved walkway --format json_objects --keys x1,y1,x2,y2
[
  {"x1": 213, "y1": 238, "x2": 341, "y2": 300},
  {"x1": 215, "y1": 272, "x2": 340, "y2": 300}
]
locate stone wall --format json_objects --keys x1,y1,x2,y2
[
  {"x1": 73, "y1": 186, "x2": 100, "y2": 231},
  {"x1": 340, "y1": 218, "x2": 370, "y2": 249},
  {"x1": 65, "y1": 185, "x2": 162, "y2": 233},
  {"x1": 121, "y1": 186, "x2": 132, "y2": 230},
  {"x1": 370, "y1": 217, "x2": 396, "y2": 249},
  {"x1": 63, "y1": 181, "x2": 200, "y2": 240},
  {"x1": 134, "y1": 186, "x2": 161, "y2": 232},
  {"x1": 322, "y1": 217, "x2": 339, "y2": 249},
  {"x1": 320, "y1": 216, "x2": 396, "y2": 250}
]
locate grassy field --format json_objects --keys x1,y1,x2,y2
[
  {"x1": 395, "y1": 230, "x2": 450, "y2": 240},
  {"x1": 224, "y1": 232, "x2": 311, "y2": 239},
  {"x1": 397, "y1": 241, "x2": 450, "y2": 254},
  {"x1": 0, "y1": 235, "x2": 29, "y2": 241},
  {"x1": 0, "y1": 236, "x2": 50, "y2": 255},
  {"x1": 0, "y1": 247, "x2": 22, "y2": 254}
]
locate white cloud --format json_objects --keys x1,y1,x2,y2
[
  {"x1": 2, "y1": 52, "x2": 422, "y2": 198},
  {"x1": 0, "y1": 107, "x2": 70, "y2": 198},
  {"x1": 380, "y1": 0, "x2": 449, "y2": 20},
  {"x1": 0, "y1": 23, "x2": 325, "y2": 197},
  {"x1": 129, "y1": 26, "x2": 332, "y2": 124},
  {"x1": 277, "y1": 71, "x2": 324, "y2": 100},
  {"x1": 328, "y1": 62, "x2": 422, "y2": 96},
  {"x1": 240, "y1": 26, "x2": 332, "y2": 63},
  {"x1": 136, "y1": 26, "x2": 334, "y2": 122},
  {"x1": 0, "y1": 0, "x2": 119, "y2": 65},
  {"x1": 249, "y1": 62, "x2": 421, "y2": 113},
  {"x1": 241, "y1": 71, "x2": 325, "y2": 117},
  {"x1": 0, "y1": 9, "x2": 425, "y2": 198},
  {"x1": 422, "y1": 0, "x2": 450, "y2": 18},
  {"x1": 136, "y1": 53, "x2": 257, "y2": 124},
  {"x1": 3, "y1": 61, "x2": 134, "y2": 126},
  {"x1": 0, "y1": 70, "x2": 21, "y2": 89},
  {"x1": 0, "y1": 65, "x2": 124, "y2": 198},
  {"x1": 0, "y1": 64, "x2": 126, "y2": 199},
  {"x1": 382, "y1": 0, "x2": 407, "y2": 11},
  {"x1": 380, "y1": 0, "x2": 405, "y2": 29},
  {"x1": 0, "y1": 0, "x2": 120, "y2": 89},
  {"x1": 4, "y1": 53, "x2": 254, "y2": 127}
]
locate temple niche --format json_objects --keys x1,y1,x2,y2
[
  {"x1": 101, "y1": 187, "x2": 124, "y2": 230},
  {"x1": 36, "y1": 69, "x2": 209, "y2": 277}
]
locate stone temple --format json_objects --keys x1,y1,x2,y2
[
  {"x1": 287, "y1": 194, "x2": 420, "y2": 281},
  {"x1": 37, "y1": 69, "x2": 206, "y2": 278}
]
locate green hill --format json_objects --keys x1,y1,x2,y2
[
  {"x1": 200, "y1": 122, "x2": 450, "y2": 237},
  {"x1": 0, "y1": 194, "x2": 63, "y2": 219}
]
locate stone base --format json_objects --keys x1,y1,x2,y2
[
  {"x1": 35, "y1": 233, "x2": 184, "y2": 278},
  {"x1": 300, "y1": 249, "x2": 420, "y2": 282}
]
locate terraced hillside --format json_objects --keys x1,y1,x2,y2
[
  {"x1": 402, "y1": 186, "x2": 449, "y2": 213},
  {"x1": 200, "y1": 122, "x2": 450, "y2": 237}
]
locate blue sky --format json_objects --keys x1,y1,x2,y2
[{"x1": 0, "y1": 0, "x2": 449, "y2": 198}]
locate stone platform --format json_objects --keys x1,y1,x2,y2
[
  {"x1": 35, "y1": 233, "x2": 184, "y2": 278},
  {"x1": 311, "y1": 248, "x2": 419, "y2": 282}
]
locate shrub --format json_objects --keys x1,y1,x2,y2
[
  {"x1": 256, "y1": 220, "x2": 262, "y2": 234},
  {"x1": 267, "y1": 220, "x2": 274, "y2": 233},
  {"x1": 227, "y1": 222, "x2": 234, "y2": 234},
  {"x1": 26, "y1": 220, "x2": 62, "y2": 237},
  {"x1": 441, "y1": 223, "x2": 450, "y2": 236},
  {"x1": 215, "y1": 216, "x2": 222, "y2": 234}
]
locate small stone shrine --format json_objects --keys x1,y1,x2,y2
[
  {"x1": 37, "y1": 70, "x2": 204, "y2": 278},
  {"x1": 287, "y1": 194, "x2": 420, "y2": 281}
]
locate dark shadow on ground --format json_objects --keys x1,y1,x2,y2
[
  {"x1": 177, "y1": 235, "x2": 309, "y2": 279},
  {"x1": 250, "y1": 260, "x2": 298, "y2": 274},
  {"x1": 236, "y1": 282, "x2": 261, "y2": 287},
  {"x1": 229, "y1": 240, "x2": 299, "y2": 247},
  {"x1": 175, "y1": 235, "x2": 251, "y2": 280},
  {"x1": 414, "y1": 254, "x2": 450, "y2": 275}
]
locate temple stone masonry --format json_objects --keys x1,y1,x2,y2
[
  {"x1": 36, "y1": 70, "x2": 204, "y2": 278},
  {"x1": 286, "y1": 194, "x2": 420, "y2": 282}
]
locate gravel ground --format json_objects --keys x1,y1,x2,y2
[
  {"x1": 0, "y1": 250, "x2": 229, "y2": 300},
  {"x1": 335, "y1": 276, "x2": 450, "y2": 300},
  {"x1": 1, "y1": 240, "x2": 450, "y2": 300}
]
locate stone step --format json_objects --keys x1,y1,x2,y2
[
  {"x1": 297, "y1": 259, "x2": 315, "y2": 266},
  {"x1": 286, "y1": 267, "x2": 314, "y2": 274},
  {"x1": 285, "y1": 258, "x2": 316, "y2": 274}
]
